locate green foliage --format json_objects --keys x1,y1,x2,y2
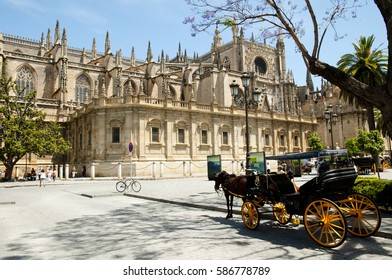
[
  {"x1": 221, "y1": 18, "x2": 236, "y2": 27},
  {"x1": 0, "y1": 76, "x2": 71, "y2": 180},
  {"x1": 356, "y1": 129, "x2": 385, "y2": 157},
  {"x1": 344, "y1": 137, "x2": 360, "y2": 156},
  {"x1": 353, "y1": 177, "x2": 392, "y2": 210},
  {"x1": 337, "y1": 35, "x2": 387, "y2": 130},
  {"x1": 337, "y1": 35, "x2": 387, "y2": 88},
  {"x1": 307, "y1": 132, "x2": 324, "y2": 151}
]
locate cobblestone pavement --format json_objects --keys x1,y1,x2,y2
[{"x1": 0, "y1": 169, "x2": 392, "y2": 260}]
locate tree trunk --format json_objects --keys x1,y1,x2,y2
[
  {"x1": 366, "y1": 105, "x2": 376, "y2": 131},
  {"x1": 3, "y1": 163, "x2": 14, "y2": 181}
]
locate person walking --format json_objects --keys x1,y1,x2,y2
[
  {"x1": 71, "y1": 166, "x2": 77, "y2": 178},
  {"x1": 52, "y1": 168, "x2": 57, "y2": 182},
  {"x1": 39, "y1": 168, "x2": 46, "y2": 187}
]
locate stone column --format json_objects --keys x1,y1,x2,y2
[
  {"x1": 118, "y1": 162, "x2": 122, "y2": 179},
  {"x1": 59, "y1": 165, "x2": 63, "y2": 180},
  {"x1": 152, "y1": 162, "x2": 156, "y2": 179},
  {"x1": 65, "y1": 164, "x2": 69, "y2": 180},
  {"x1": 91, "y1": 162, "x2": 96, "y2": 179}
]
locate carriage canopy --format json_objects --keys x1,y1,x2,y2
[{"x1": 265, "y1": 149, "x2": 348, "y2": 161}]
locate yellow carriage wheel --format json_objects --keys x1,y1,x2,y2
[
  {"x1": 304, "y1": 199, "x2": 347, "y2": 248},
  {"x1": 336, "y1": 193, "x2": 381, "y2": 237},
  {"x1": 241, "y1": 201, "x2": 260, "y2": 230},
  {"x1": 273, "y1": 202, "x2": 292, "y2": 225}
]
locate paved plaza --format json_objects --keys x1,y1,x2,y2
[{"x1": 0, "y1": 171, "x2": 392, "y2": 260}]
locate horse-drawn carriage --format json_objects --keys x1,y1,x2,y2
[{"x1": 214, "y1": 150, "x2": 381, "y2": 248}]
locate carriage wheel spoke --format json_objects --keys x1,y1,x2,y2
[{"x1": 304, "y1": 199, "x2": 347, "y2": 248}]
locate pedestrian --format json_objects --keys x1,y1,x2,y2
[
  {"x1": 240, "y1": 161, "x2": 244, "y2": 172},
  {"x1": 30, "y1": 168, "x2": 36, "y2": 181},
  {"x1": 47, "y1": 168, "x2": 53, "y2": 182},
  {"x1": 52, "y1": 168, "x2": 57, "y2": 182},
  {"x1": 71, "y1": 166, "x2": 77, "y2": 178},
  {"x1": 37, "y1": 166, "x2": 42, "y2": 181},
  {"x1": 82, "y1": 165, "x2": 86, "y2": 177},
  {"x1": 39, "y1": 168, "x2": 46, "y2": 187},
  {"x1": 277, "y1": 166, "x2": 285, "y2": 174}
]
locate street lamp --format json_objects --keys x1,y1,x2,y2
[
  {"x1": 324, "y1": 104, "x2": 338, "y2": 149},
  {"x1": 230, "y1": 74, "x2": 261, "y2": 174}
]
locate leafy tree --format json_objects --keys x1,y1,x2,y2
[
  {"x1": 337, "y1": 35, "x2": 387, "y2": 131},
  {"x1": 356, "y1": 129, "x2": 385, "y2": 157},
  {"x1": 0, "y1": 76, "x2": 71, "y2": 181},
  {"x1": 344, "y1": 137, "x2": 360, "y2": 157},
  {"x1": 184, "y1": 0, "x2": 392, "y2": 138},
  {"x1": 356, "y1": 129, "x2": 385, "y2": 176},
  {"x1": 307, "y1": 132, "x2": 324, "y2": 151}
]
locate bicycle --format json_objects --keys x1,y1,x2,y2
[{"x1": 115, "y1": 178, "x2": 141, "y2": 193}]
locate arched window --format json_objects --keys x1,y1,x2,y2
[
  {"x1": 75, "y1": 75, "x2": 91, "y2": 103},
  {"x1": 254, "y1": 57, "x2": 267, "y2": 74},
  {"x1": 16, "y1": 66, "x2": 34, "y2": 96},
  {"x1": 223, "y1": 56, "x2": 230, "y2": 69}
]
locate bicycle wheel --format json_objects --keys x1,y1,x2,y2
[
  {"x1": 131, "y1": 180, "x2": 141, "y2": 192},
  {"x1": 116, "y1": 181, "x2": 126, "y2": 192}
]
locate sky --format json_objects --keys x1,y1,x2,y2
[{"x1": 0, "y1": 0, "x2": 388, "y2": 86}]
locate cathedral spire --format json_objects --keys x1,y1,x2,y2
[
  {"x1": 276, "y1": 32, "x2": 285, "y2": 49},
  {"x1": 46, "y1": 28, "x2": 52, "y2": 50},
  {"x1": 239, "y1": 27, "x2": 244, "y2": 42},
  {"x1": 160, "y1": 50, "x2": 166, "y2": 73},
  {"x1": 105, "y1": 31, "x2": 111, "y2": 54},
  {"x1": 184, "y1": 49, "x2": 188, "y2": 64},
  {"x1": 178, "y1": 42, "x2": 182, "y2": 60},
  {"x1": 55, "y1": 20, "x2": 61, "y2": 45},
  {"x1": 116, "y1": 49, "x2": 122, "y2": 66},
  {"x1": 146, "y1": 41, "x2": 153, "y2": 62},
  {"x1": 251, "y1": 32, "x2": 255, "y2": 42},
  {"x1": 61, "y1": 28, "x2": 67, "y2": 57},
  {"x1": 130, "y1": 47, "x2": 136, "y2": 66},
  {"x1": 40, "y1": 33, "x2": 45, "y2": 47},
  {"x1": 92, "y1": 38, "x2": 96, "y2": 59},
  {"x1": 306, "y1": 69, "x2": 314, "y2": 92},
  {"x1": 39, "y1": 32, "x2": 45, "y2": 56}
]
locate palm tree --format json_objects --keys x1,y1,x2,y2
[{"x1": 337, "y1": 35, "x2": 388, "y2": 131}]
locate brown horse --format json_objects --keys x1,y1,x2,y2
[
  {"x1": 214, "y1": 171, "x2": 248, "y2": 219},
  {"x1": 214, "y1": 171, "x2": 295, "y2": 219}
]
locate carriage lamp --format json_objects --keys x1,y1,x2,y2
[{"x1": 324, "y1": 104, "x2": 338, "y2": 149}]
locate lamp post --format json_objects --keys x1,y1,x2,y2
[
  {"x1": 324, "y1": 104, "x2": 338, "y2": 149},
  {"x1": 230, "y1": 74, "x2": 261, "y2": 174}
]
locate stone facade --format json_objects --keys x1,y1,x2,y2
[{"x1": 1, "y1": 21, "x2": 321, "y2": 178}]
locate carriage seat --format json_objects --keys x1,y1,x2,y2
[
  {"x1": 299, "y1": 167, "x2": 357, "y2": 196},
  {"x1": 268, "y1": 174, "x2": 297, "y2": 195}
]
